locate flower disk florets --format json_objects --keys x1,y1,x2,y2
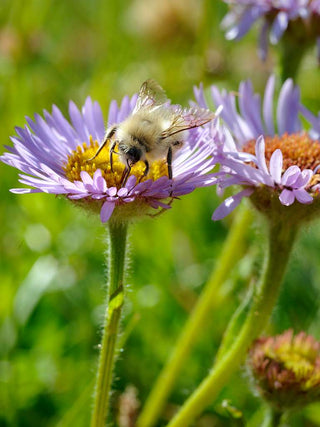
[
  {"x1": 248, "y1": 330, "x2": 320, "y2": 410},
  {"x1": 63, "y1": 136, "x2": 169, "y2": 188},
  {"x1": 242, "y1": 133, "x2": 320, "y2": 172}
]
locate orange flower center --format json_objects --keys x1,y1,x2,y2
[{"x1": 242, "y1": 132, "x2": 320, "y2": 172}]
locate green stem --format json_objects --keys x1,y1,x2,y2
[
  {"x1": 214, "y1": 278, "x2": 253, "y2": 364},
  {"x1": 91, "y1": 221, "x2": 128, "y2": 427},
  {"x1": 167, "y1": 219, "x2": 298, "y2": 427},
  {"x1": 279, "y1": 36, "x2": 308, "y2": 83},
  {"x1": 262, "y1": 407, "x2": 283, "y2": 427},
  {"x1": 137, "y1": 205, "x2": 253, "y2": 427},
  {"x1": 270, "y1": 409, "x2": 283, "y2": 427}
]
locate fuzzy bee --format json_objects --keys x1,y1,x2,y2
[{"x1": 89, "y1": 79, "x2": 216, "y2": 184}]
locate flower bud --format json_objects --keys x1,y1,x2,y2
[{"x1": 248, "y1": 330, "x2": 320, "y2": 410}]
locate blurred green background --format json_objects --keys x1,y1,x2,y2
[{"x1": 1, "y1": 1, "x2": 320, "y2": 426}]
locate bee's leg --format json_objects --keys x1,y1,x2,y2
[
  {"x1": 148, "y1": 197, "x2": 175, "y2": 218},
  {"x1": 166, "y1": 146, "x2": 175, "y2": 198},
  {"x1": 109, "y1": 140, "x2": 117, "y2": 172},
  {"x1": 167, "y1": 146, "x2": 173, "y2": 180},
  {"x1": 143, "y1": 160, "x2": 149, "y2": 177},
  {"x1": 86, "y1": 138, "x2": 108, "y2": 162},
  {"x1": 120, "y1": 161, "x2": 132, "y2": 186},
  {"x1": 138, "y1": 160, "x2": 149, "y2": 182},
  {"x1": 87, "y1": 126, "x2": 117, "y2": 161}
]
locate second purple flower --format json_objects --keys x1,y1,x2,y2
[{"x1": 195, "y1": 75, "x2": 320, "y2": 220}]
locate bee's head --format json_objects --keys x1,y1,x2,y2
[{"x1": 118, "y1": 138, "x2": 143, "y2": 166}]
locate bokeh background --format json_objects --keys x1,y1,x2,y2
[{"x1": 1, "y1": 1, "x2": 320, "y2": 426}]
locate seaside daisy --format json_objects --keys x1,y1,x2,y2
[
  {"x1": 248, "y1": 330, "x2": 320, "y2": 409},
  {"x1": 194, "y1": 75, "x2": 320, "y2": 221},
  {"x1": 1, "y1": 91, "x2": 217, "y2": 223},
  {"x1": 221, "y1": 0, "x2": 320, "y2": 61}
]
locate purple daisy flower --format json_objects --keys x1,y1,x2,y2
[
  {"x1": 194, "y1": 75, "x2": 320, "y2": 220},
  {"x1": 1, "y1": 94, "x2": 217, "y2": 223},
  {"x1": 221, "y1": 0, "x2": 320, "y2": 61}
]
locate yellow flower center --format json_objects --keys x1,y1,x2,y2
[
  {"x1": 63, "y1": 136, "x2": 168, "y2": 188},
  {"x1": 242, "y1": 132, "x2": 320, "y2": 172}
]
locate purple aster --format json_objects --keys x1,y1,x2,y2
[
  {"x1": 194, "y1": 75, "x2": 320, "y2": 220},
  {"x1": 221, "y1": 0, "x2": 320, "y2": 61},
  {"x1": 1, "y1": 93, "x2": 218, "y2": 223}
]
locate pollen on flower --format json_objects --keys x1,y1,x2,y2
[
  {"x1": 63, "y1": 136, "x2": 168, "y2": 187},
  {"x1": 243, "y1": 133, "x2": 320, "y2": 172}
]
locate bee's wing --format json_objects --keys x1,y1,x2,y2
[
  {"x1": 160, "y1": 107, "x2": 215, "y2": 138},
  {"x1": 133, "y1": 79, "x2": 169, "y2": 113}
]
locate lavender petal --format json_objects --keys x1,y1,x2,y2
[
  {"x1": 279, "y1": 188, "x2": 295, "y2": 206},
  {"x1": 212, "y1": 188, "x2": 254, "y2": 221},
  {"x1": 100, "y1": 201, "x2": 115, "y2": 222}
]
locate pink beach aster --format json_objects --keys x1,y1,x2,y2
[
  {"x1": 194, "y1": 75, "x2": 320, "y2": 220},
  {"x1": 1, "y1": 93, "x2": 217, "y2": 223},
  {"x1": 221, "y1": 0, "x2": 320, "y2": 61}
]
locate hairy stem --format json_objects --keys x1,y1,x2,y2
[
  {"x1": 167, "y1": 219, "x2": 297, "y2": 427},
  {"x1": 91, "y1": 221, "x2": 128, "y2": 427}
]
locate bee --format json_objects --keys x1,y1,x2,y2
[{"x1": 89, "y1": 79, "x2": 216, "y2": 184}]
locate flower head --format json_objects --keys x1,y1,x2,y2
[
  {"x1": 221, "y1": 0, "x2": 320, "y2": 61},
  {"x1": 248, "y1": 330, "x2": 320, "y2": 410},
  {"x1": 194, "y1": 76, "x2": 320, "y2": 222},
  {"x1": 1, "y1": 94, "x2": 217, "y2": 223}
]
